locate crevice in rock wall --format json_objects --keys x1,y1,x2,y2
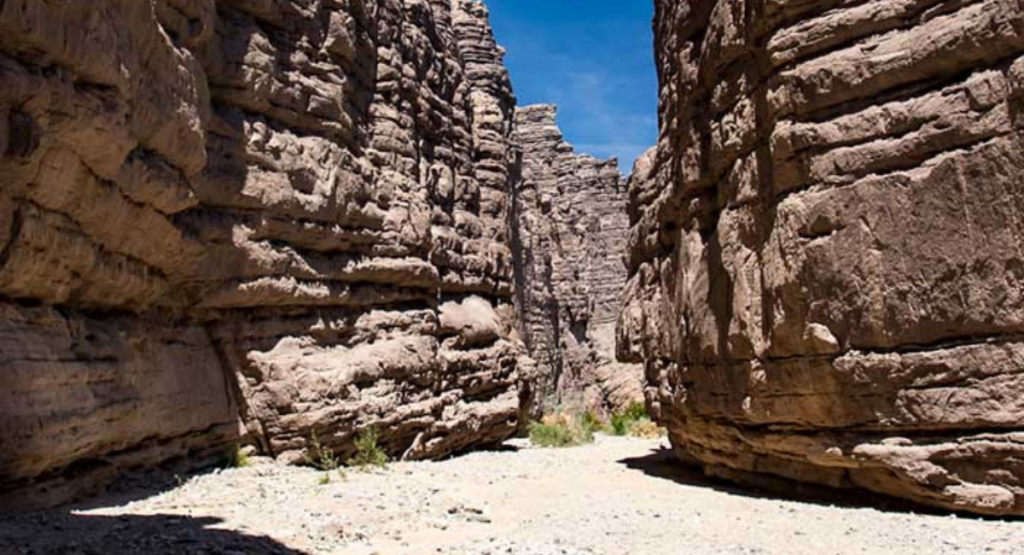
[
  {"x1": 623, "y1": 0, "x2": 1024, "y2": 516},
  {"x1": 513, "y1": 105, "x2": 643, "y2": 415},
  {"x1": 0, "y1": 0, "x2": 645, "y2": 511}
]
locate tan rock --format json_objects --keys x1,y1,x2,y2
[
  {"x1": 513, "y1": 105, "x2": 643, "y2": 415},
  {"x1": 0, "y1": 0, "x2": 528, "y2": 507},
  {"x1": 624, "y1": 0, "x2": 1024, "y2": 515}
]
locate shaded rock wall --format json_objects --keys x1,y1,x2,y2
[
  {"x1": 621, "y1": 0, "x2": 1024, "y2": 514},
  {"x1": 513, "y1": 105, "x2": 642, "y2": 414},
  {"x1": 0, "y1": 0, "x2": 526, "y2": 505}
]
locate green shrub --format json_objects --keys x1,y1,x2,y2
[
  {"x1": 529, "y1": 421, "x2": 578, "y2": 447},
  {"x1": 611, "y1": 402, "x2": 653, "y2": 436},
  {"x1": 347, "y1": 427, "x2": 389, "y2": 470},
  {"x1": 529, "y1": 412, "x2": 597, "y2": 448},
  {"x1": 303, "y1": 431, "x2": 340, "y2": 471},
  {"x1": 225, "y1": 444, "x2": 251, "y2": 469},
  {"x1": 580, "y1": 410, "x2": 606, "y2": 435}
]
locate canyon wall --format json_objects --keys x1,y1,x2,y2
[
  {"x1": 621, "y1": 0, "x2": 1024, "y2": 514},
  {"x1": 0, "y1": 0, "x2": 529, "y2": 506},
  {"x1": 513, "y1": 105, "x2": 642, "y2": 414}
]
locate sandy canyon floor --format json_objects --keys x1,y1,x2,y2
[{"x1": 1, "y1": 436, "x2": 1022, "y2": 555}]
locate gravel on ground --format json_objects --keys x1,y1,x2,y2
[{"x1": 1, "y1": 435, "x2": 1022, "y2": 554}]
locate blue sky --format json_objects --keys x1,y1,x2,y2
[{"x1": 485, "y1": 0, "x2": 657, "y2": 172}]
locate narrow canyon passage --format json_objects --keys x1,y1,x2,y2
[
  {"x1": 2, "y1": 436, "x2": 1023, "y2": 555},
  {"x1": 2, "y1": 0, "x2": 1024, "y2": 549}
]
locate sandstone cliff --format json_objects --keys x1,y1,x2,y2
[
  {"x1": 621, "y1": 0, "x2": 1024, "y2": 515},
  {"x1": 512, "y1": 105, "x2": 642, "y2": 414},
  {"x1": 0, "y1": 0, "x2": 527, "y2": 506}
]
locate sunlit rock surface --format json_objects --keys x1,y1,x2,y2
[
  {"x1": 0, "y1": 0, "x2": 527, "y2": 506},
  {"x1": 513, "y1": 105, "x2": 642, "y2": 414},
  {"x1": 621, "y1": 0, "x2": 1024, "y2": 515}
]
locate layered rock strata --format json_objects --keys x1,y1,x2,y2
[
  {"x1": 513, "y1": 105, "x2": 642, "y2": 414},
  {"x1": 620, "y1": 0, "x2": 1024, "y2": 515},
  {"x1": 0, "y1": 0, "x2": 526, "y2": 505}
]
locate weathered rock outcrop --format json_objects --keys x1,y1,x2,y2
[
  {"x1": 0, "y1": 0, "x2": 527, "y2": 506},
  {"x1": 621, "y1": 0, "x2": 1024, "y2": 514},
  {"x1": 513, "y1": 105, "x2": 642, "y2": 413}
]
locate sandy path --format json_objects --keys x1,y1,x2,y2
[{"x1": 1, "y1": 436, "x2": 1022, "y2": 554}]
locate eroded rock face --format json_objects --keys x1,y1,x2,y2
[
  {"x1": 621, "y1": 0, "x2": 1024, "y2": 514},
  {"x1": 0, "y1": 0, "x2": 526, "y2": 505},
  {"x1": 513, "y1": 105, "x2": 643, "y2": 414}
]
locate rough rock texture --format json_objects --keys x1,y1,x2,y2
[
  {"x1": 0, "y1": 0, "x2": 527, "y2": 505},
  {"x1": 620, "y1": 0, "x2": 1024, "y2": 515},
  {"x1": 513, "y1": 105, "x2": 642, "y2": 413}
]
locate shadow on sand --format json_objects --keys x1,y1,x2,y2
[
  {"x1": 0, "y1": 465, "x2": 319, "y2": 555},
  {"x1": 0, "y1": 512, "x2": 312, "y2": 555},
  {"x1": 617, "y1": 446, "x2": 1004, "y2": 518}
]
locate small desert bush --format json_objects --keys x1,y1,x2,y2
[
  {"x1": 529, "y1": 421, "x2": 577, "y2": 447},
  {"x1": 224, "y1": 444, "x2": 251, "y2": 469},
  {"x1": 529, "y1": 411, "x2": 598, "y2": 448},
  {"x1": 579, "y1": 410, "x2": 606, "y2": 435},
  {"x1": 303, "y1": 431, "x2": 340, "y2": 471},
  {"x1": 628, "y1": 418, "x2": 663, "y2": 439},
  {"x1": 304, "y1": 431, "x2": 347, "y2": 484},
  {"x1": 610, "y1": 402, "x2": 661, "y2": 437},
  {"x1": 347, "y1": 427, "x2": 389, "y2": 471}
]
